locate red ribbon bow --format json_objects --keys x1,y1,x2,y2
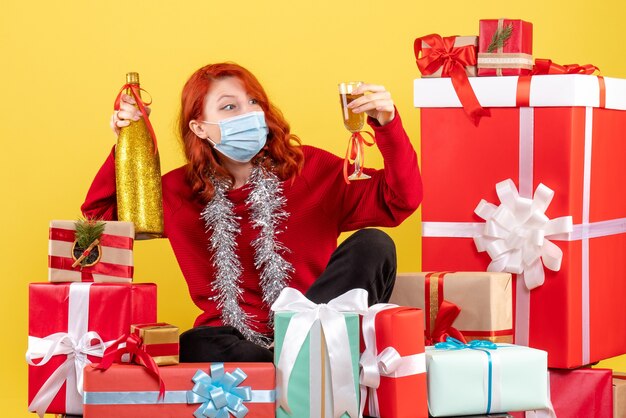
[
  {"x1": 415, "y1": 34, "x2": 490, "y2": 125},
  {"x1": 532, "y1": 59, "x2": 599, "y2": 75},
  {"x1": 96, "y1": 334, "x2": 165, "y2": 400},
  {"x1": 425, "y1": 299, "x2": 468, "y2": 346},
  {"x1": 516, "y1": 59, "x2": 604, "y2": 108},
  {"x1": 343, "y1": 131, "x2": 376, "y2": 184},
  {"x1": 114, "y1": 83, "x2": 159, "y2": 154}
]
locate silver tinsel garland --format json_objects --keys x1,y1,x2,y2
[
  {"x1": 246, "y1": 166, "x2": 294, "y2": 309},
  {"x1": 200, "y1": 165, "x2": 292, "y2": 347}
]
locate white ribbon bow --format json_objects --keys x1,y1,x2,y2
[
  {"x1": 473, "y1": 179, "x2": 573, "y2": 290},
  {"x1": 271, "y1": 287, "x2": 368, "y2": 418},
  {"x1": 358, "y1": 304, "x2": 426, "y2": 418},
  {"x1": 26, "y1": 331, "x2": 110, "y2": 417}
]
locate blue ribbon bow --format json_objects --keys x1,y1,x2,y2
[
  {"x1": 187, "y1": 363, "x2": 252, "y2": 418},
  {"x1": 434, "y1": 337, "x2": 498, "y2": 413},
  {"x1": 434, "y1": 337, "x2": 498, "y2": 351}
]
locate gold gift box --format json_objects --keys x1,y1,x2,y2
[{"x1": 131, "y1": 322, "x2": 179, "y2": 366}]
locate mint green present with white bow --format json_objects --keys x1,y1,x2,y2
[
  {"x1": 426, "y1": 339, "x2": 549, "y2": 417},
  {"x1": 272, "y1": 288, "x2": 366, "y2": 418}
]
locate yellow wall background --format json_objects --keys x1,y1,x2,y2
[{"x1": 2, "y1": 0, "x2": 625, "y2": 416}]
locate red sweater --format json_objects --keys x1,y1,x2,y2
[{"x1": 82, "y1": 111, "x2": 422, "y2": 336}]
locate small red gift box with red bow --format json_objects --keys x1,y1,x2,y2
[
  {"x1": 415, "y1": 34, "x2": 487, "y2": 124},
  {"x1": 417, "y1": 35, "x2": 478, "y2": 78}
]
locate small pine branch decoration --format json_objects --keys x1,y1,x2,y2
[
  {"x1": 74, "y1": 218, "x2": 105, "y2": 249},
  {"x1": 487, "y1": 23, "x2": 514, "y2": 53}
]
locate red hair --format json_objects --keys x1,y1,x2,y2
[{"x1": 179, "y1": 62, "x2": 304, "y2": 203}]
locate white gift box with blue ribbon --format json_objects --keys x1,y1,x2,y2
[{"x1": 426, "y1": 339, "x2": 549, "y2": 417}]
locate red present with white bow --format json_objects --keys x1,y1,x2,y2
[
  {"x1": 359, "y1": 304, "x2": 428, "y2": 418},
  {"x1": 26, "y1": 282, "x2": 156, "y2": 416},
  {"x1": 415, "y1": 74, "x2": 626, "y2": 368},
  {"x1": 48, "y1": 220, "x2": 134, "y2": 283}
]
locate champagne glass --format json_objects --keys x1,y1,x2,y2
[{"x1": 339, "y1": 81, "x2": 370, "y2": 181}]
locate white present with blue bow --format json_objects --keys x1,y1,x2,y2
[{"x1": 426, "y1": 338, "x2": 549, "y2": 417}]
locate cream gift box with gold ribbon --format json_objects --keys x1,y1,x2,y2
[{"x1": 390, "y1": 272, "x2": 513, "y2": 344}]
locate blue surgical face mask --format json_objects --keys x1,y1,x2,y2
[{"x1": 202, "y1": 111, "x2": 268, "y2": 163}]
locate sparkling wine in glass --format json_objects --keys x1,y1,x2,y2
[{"x1": 338, "y1": 81, "x2": 370, "y2": 180}]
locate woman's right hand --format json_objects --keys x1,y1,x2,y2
[{"x1": 110, "y1": 93, "x2": 151, "y2": 136}]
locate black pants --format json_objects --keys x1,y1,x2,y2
[{"x1": 179, "y1": 228, "x2": 397, "y2": 362}]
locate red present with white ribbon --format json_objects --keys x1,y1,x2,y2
[
  {"x1": 359, "y1": 304, "x2": 428, "y2": 418},
  {"x1": 26, "y1": 282, "x2": 156, "y2": 416},
  {"x1": 48, "y1": 220, "x2": 134, "y2": 283},
  {"x1": 415, "y1": 74, "x2": 626, "y2": 368}
]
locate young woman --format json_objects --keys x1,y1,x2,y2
[{"x1": 82, "y1": 62, "x2": 422, "y2": 362}]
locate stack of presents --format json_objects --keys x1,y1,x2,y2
[{"x1": 26, "y1": 18, "x2": 626, "y2": 418}]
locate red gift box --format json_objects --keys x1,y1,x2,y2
[
  {"x1": 26, "y1": 282, "x2": 156, "y2": 416},
  {"x1": 360, "y1": 305, "x2": 428, "y2": 418},
  {"x1": 511, "y1": 368, "x2": 612, "y2": 417},
  {"x1": 415, "y1": 74, "x2": 626, "y2": 368},
  {"x1": 48, "y1": 220, "x2": 135, "y2": 283},
  {"x1": 83, "y1": 362, "x2": 275, "y2": 418},
  {"x1": 478, "y1": 19, "x2": 533, "y2": 76}
]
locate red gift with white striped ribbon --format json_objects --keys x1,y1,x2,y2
[{"x1": 48, "y1": 220, "x2": 134, "y2": 283}]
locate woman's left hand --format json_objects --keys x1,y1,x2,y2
[{"x1": 347, "y1": 83, "x2": 395, "y2": 126}]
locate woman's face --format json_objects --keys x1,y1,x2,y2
[{"x1": 199, "y1": 76, "x2": 262, "y2": 144}]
